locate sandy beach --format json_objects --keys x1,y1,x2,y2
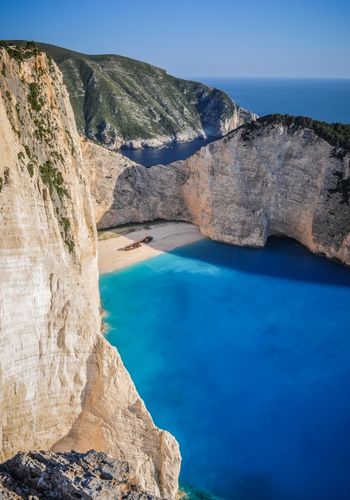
[{"x1": 98, "y1": 221, "x2": 205, "y2": 274}]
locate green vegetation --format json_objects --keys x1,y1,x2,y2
[
  {"x1": 2, "y1": 40, "x2": 247, "y2": 147},
  {"x1": 39, "y1": 160, "x2": 68, "y2": 199},
  {"x1": 328, "y1": 171, "x2": 350, "y2": 206},
  {"x1": 27, "y1": 82, "x2": 43, "y2": 112},
  {"x1": 24, "y1": 145, "x2": 31, "y2": 158},
  {"x1": 28, "y1": 42, "x2": 238, "y2": 146},
  {"x1": 0, "y1": 40, "x2": 39, "y2": 63},
  {"x1": 51, "y1": 150, "x2": 64, "y2": 163},
  {"x1": 240, "y1": 114, "x2": 350, "y2": 153},
  {"x1": 1, "y1": 41, "x2": 75, "y2": 254},
  {"x1": 17, "y1": 151, "x2": 25, "y2": 162},
  {"x1": 39, "y1": 160, "x2": 75, "y2": 253},
  {"x1": 60, "y1": 216, "x2": 70, "y2": 233},
  {"x1": 3, "y1": 168, "x2": 10, "y2": 185},
  {"x1": 33, "y1": 117, "x2": 55, "y2": 144},
  {"x1": 64, "y1": 129, "x2": 75, "y2": 156},
  {"x1": 15, "y1": 103, "x2": 24, "y2": 126},
  {"x1": 26, "y1": 162, "x2": 34, "y2": 177},
  {"x1": 60, "y1": 215, "x2": 75, "y2": 254},
  {"x1": 64, "y1": 237, "x2": 75, "y2": 254}
]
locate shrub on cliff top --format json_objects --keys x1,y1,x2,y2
[
  {"x1": 241, "y1": 114, "x2": 350, "y2": 153},
  {"x1": 27, "y1": 82, "x2": 43, "y2": 112},
  {"x1": 0, "y1": 41, "x2": 40, "y2": 63}
]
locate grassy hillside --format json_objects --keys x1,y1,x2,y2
[{"x1": 5, "y1": 41, "x2": 252, "y2": 149}]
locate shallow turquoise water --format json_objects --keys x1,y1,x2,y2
[{"x1": 100, "y1": 238, "x2": 350, "y2": 500}]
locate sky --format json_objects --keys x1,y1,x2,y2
[{"x1": 1, "y1": 0, "x2": 349, "y2": 78}]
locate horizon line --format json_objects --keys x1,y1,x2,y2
[{"x1": 182, "y1": 75, "x2": 350, "y2": 80}]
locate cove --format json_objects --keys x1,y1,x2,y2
[
  {"x1": 99, "y1": 238, "x2": 350, "y2": 500},
  {"x1": 119, "y1": 137, "x2": 213, "y2": 167}
]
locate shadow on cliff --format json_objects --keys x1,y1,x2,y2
[{"x1": 157, "y1": 235, "x2": 350, "y2": 288}]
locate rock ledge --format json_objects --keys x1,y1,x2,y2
[{"x1": 0, "y1": 450, "x2": 162, "y2": 499}]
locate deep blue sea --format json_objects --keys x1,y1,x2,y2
[
  {"x1": 202, "y1": 77, "x2": 350, "y2": 124},
  {"x1": 120, "y1": 137, "x2": 213, "y2": 167},
  {"x1": 100, "y1": 238, "x2": 350, "y2": 500},
  {"x1": 121, "y1": 78, "x2": 350, "y2": 166}
]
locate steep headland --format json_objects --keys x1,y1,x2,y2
[
  {"x1": 88, "y1": 115, "x2": 350, "y2": 266},
  {"x1": 0, "y1": 42, "x2": 180, "y2": 498},
  {"x1": 14, "y1": 41, "x2": 255, "y2": 149}
]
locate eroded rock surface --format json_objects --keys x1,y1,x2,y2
[
  {"x1": 0, "y1": 450, "x2": 161, "y2": 499},
  {"x1": 87, "y1": 116, "x2": 350, "y2": 266},
  {"x1": 0, "y1": 43, "x2": 180, "y2": 499}
]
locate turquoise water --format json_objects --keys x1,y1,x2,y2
[{"x1": 100, "y1": 238, "x2": 350, "y2": 500}]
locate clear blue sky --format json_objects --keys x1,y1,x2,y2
[{"x1": 1, "y1": 0, "x2": 349, "y2": 78}]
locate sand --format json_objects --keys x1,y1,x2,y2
[{"x1": 98, "y1": 221, "x2": 205, "y2": 274}]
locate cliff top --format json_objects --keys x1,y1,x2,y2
[{"x1": 238, "y1": 114, "x2": 350, "y2": 154}]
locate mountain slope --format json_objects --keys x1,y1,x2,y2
[{"x1": 24, "y1": 42, "x2": 255, "y2": 149}]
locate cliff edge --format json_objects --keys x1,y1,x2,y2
[
  {"x1": 87, "y1": 115, "x2": 350, "y2": 266},
  {"x1": 0, "y1": 42, "x2": 180, "y2": 498}
]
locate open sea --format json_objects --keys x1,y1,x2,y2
[
  {"x1": 100, "y1": 238, "x2": 350, "y2": 500},
  {"x1": 201, "y1": 77, "x2": 350, "y2": 125},
  {"x1": 121, "y1": 78, "x2": 350, "y2": 167},
  {"x1": 104, "y1": 78, "x2": 350, "y2": 499}
]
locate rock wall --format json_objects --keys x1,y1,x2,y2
[
  {"x1": 82, "y1": 139, "x2": 189, "y2": 228},
  {"x1": 0, "y1": 44, "x2": 180, "y2": 498},
  {"x1": 0, "y1": 450, "x2": 162, "y2": 499},
  {"x1": 88, "y1": 117, "x2": 350, "y2": 266}
]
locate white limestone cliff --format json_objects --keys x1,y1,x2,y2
[
  {"x1": 0, "y1": 44, "x2": 180, "y2": 498},
  {"x1": 87, "y1": 118, "x2": 350, "y2": 266}
]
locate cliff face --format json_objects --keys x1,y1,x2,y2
[
  {"x1": 82, "y1": 139, "x2": 189, "y2": 228},
  {"x1": 0, "y1": 44, "x2": 180, "y2": 498},
  {"x1": 0, "y1": 450, "x2": 162, "y2": 499},
  {"x1": 88, "y1": 116, "x2": 350, "y2": 266},
  {"x1": 22, "y1": 42, "x2": 256, "y2": 150}
]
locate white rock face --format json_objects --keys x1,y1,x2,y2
[
  {"x1": 82, "y1": 139, "x2": 189, "y2": 228},
  {"x1": 87, "y1": 119, "x2": 350, "y2": 266},
  {"x1": 0, "y1": 46, "x2": 180, "y2": 498}
]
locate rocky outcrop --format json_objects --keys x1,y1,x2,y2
[
  {"x1": 13, "y1": 42, "x2": 256, "y2": 150},
  {"x1": 82, "y1": 139, "x2": 189, "y2": 228},
  {"x1": 87, "y1": 116, "x2": 350, "y2": 266},
  {"x1": 0, "y1": 450, "x2": 162, "y2": 499},
  {"x1": 0, "y1": 43, "x2": 180, "y2": 498}
]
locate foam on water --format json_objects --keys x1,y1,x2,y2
[{"x1": 100, "y1": 238, "x2": 350, "y2": 500}]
